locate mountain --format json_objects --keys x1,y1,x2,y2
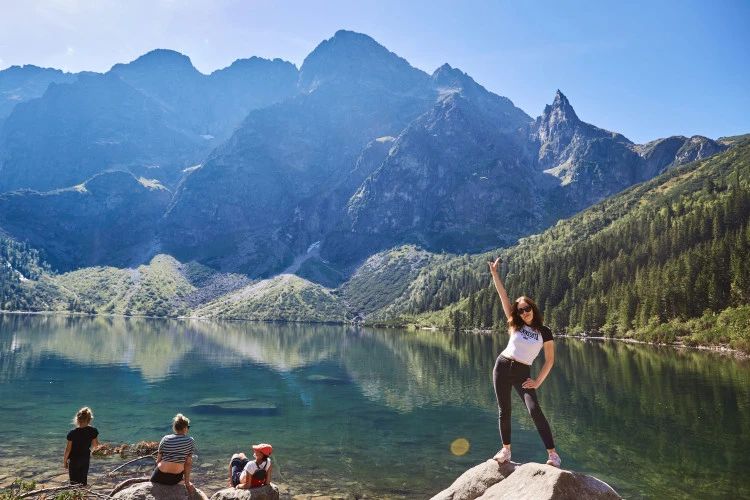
[
  {"x1": 0, "y1": 72, "x2": 208, "y2": 192},
  {"x1": 0, "y1": 51, "x2": 299, "y2": 193},
  {"x1": 0, "y1": 30, "x2": 740, "y2": 286},
  {"x1": 159, "y1": 31, "x2": 436, "y2": 274},
  {"x1": 0, "y1": 65, "x2": 77, "y2": 121},
  {"x1": 0, "y1": 170, "x2": 170, "y2": 270},
  {"x1": 110, "y1": 50, "x2": 299, "y2": 141},
  {"x1": 376, "y1": 138, "x2": 750, "y2": 351},
  {"x1": 346, "y1": 68, "x2": 536, "y2": 254},
  {"x1": 529, "y1": 90, "x2": 728, "y2": 212}
]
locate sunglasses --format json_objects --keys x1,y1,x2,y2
[{"x1": 517, "y1": 306, "x2": 533, "y2": 314}]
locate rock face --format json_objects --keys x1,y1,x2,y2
[
  {"x1": 209, "y1": 486, "x2": 280, "y2": 500},
  {"x1": 111, "y1": 481, "x2": 209, "y2": 500},
  {"x1": 431, "y1": 460, "x2": 621, "y2": 500},
  {"x1": 0, "y1": 170, "x2": 170, "y2": 270}
]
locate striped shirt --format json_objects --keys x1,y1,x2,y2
[{"x1": 157, "y1": 434, "x2": 195, "y2": 463}]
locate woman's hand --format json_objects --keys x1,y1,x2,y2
[
  {"x1": 488, "y1": 257, "x2": 502, "y2": 273},
  {"x1": 522, "y1": 377, "x2": 540, "y2": 389}
]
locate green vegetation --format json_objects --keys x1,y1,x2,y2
[
  {"x1": 195, "y1": 275, "x2": 350, "y2": 322},
  {"x1": 383, "y1": 140, "x2": 750, "y2": 352},
  {"x1": 340, "y1": 245, "x2": 443, "y2": 319},
  {"x1": 0, "y1": 480, "x2": 84, "y2": 500}
]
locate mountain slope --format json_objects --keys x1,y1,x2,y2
[
  {"x1": 378, "y1": 139, "x2": 750, "y2": 350},
  {"x1": 0, "y1": 171, "x2": 171, "y2": 270},
  {"x1": 159, "y1": 31, "x2": 436, "y2": 275}
]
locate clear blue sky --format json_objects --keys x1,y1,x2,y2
[{"x1": 1, "y1": 0, "x2": 748, "y2": 144}]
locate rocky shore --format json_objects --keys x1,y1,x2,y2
[{"x1": 2, "y1": 454, "x2": 621, "y2": 500}]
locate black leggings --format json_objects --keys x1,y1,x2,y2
[
  {"x1": 68, "y1": 457, "x2": 90, "y2": 486},
  {"x1": 493, "y1": 354, "x2": 555, "y2": 450}
]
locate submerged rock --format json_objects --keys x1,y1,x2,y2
[
  {"x1": 190, "y1": 398, "x2": 279, "y2": 416},
  {"x1": 431, "y1": 460, "x2": 620, "y2": 499},
  {"x1": 209, "y1": 485, "x2": 279, "y2": 500},
  {"x1": 305, "y1": 375, "x2": 351, "y2": 385},
  {"x1": 111, "y1": 480, "x2": 209, "y2": 500}
]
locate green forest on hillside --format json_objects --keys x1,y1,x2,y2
[{"x1": 382, "y1": 140, "x2": 750, "y2": 352}]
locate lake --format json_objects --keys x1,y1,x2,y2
[{"x1": 0, "y1": 314, "x2": 747, "y2": 498}]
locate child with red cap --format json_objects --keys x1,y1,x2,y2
[{"x1": 229, "y1": 443, "x2": 273, "y2": 489}]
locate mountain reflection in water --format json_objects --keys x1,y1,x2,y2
[{"x1": 0, "y1": 314, "x2": 747, "y2": 499}]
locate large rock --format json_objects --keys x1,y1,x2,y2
[
  {"x1": 431, "y1": 459, "x2": 517, "y2": 500},
  {"x1": 431, "y1": 460, "x2": 621, "y2": 500},
  {"x1": 111, "y1": 480, "x2": 209, "y2": 500},
  {"x1": 209, "y1": 485, "x2": 280, "y2": 500}
]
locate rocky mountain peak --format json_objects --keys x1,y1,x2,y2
[
  {"x1": 109, "y1": 49, "x2": 200, "y2": 77},
  {"x1": 298, "y1": 30, "x2": 428, "y2": 92},
  {"x1": 430, "y1": 63, "x2": 482, "y2": 94},
  {"x1": 545, "y1": 89, "x2": 580, "y2": 123},
  {"x1": 429, "y1": 63, "x2": 531, "y2": 130},
  {"x1": 534, "y1": 89, "x2": 582, "y2": 145}
]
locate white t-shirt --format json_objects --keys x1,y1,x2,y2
[
  {"x1": 501, "y1": 325, "x2": 553, "y2": 365},
  {"x1": 241, "y1": 458, "x2": 271, "y2": 485}
]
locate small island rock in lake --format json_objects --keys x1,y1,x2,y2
[
  {"x1": 111, "y1": 480, "x2": 209, "y2": 500},
  {"x1": 190, "y1": 398, "x2": 279, "y2": 416},
  {"x1": 210, "y1": 485, "x2": 279, "y2": 500},
  {"x1": 305, "y1": 374, "x2": 351, "y2": 385},
  {"x1": 431, "y1": 460, "x2": 621, "y2": 499}
]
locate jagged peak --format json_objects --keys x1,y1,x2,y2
[
  {"x1": 210, "y1": 57, "x2": 298, "y2": 78},
  {"x1": 432, "y1": 63, "x2": 471, "y2": 85},
  {"x1": 540, "y1": 89, "x2": 580, "y2": 123}
]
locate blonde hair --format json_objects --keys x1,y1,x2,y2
[
  {"x1": 173, "y1": 413, "x2": 190, "y2": 432},
  {"x1": 73, "y1": 407, "x2": 93, "y2": 426}
]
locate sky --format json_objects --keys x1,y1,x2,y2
[{"x1": 1, "y1": 0, "x2": 748, "y2": 144}]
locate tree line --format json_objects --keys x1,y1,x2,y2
[{"x1": 395, "y1": 140, "x2": 750, "y2": 342}]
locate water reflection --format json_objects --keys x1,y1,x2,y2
[{"x1": 0, "y1": 314, "x2": 747, "y2": 499}]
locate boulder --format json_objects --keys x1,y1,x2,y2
[
  {"x1": 430, "y1": 460, "x2": 621, "y2": 500},
  {"x1": 431, "y1": 460, "x2": 517, "y2": 500},
  {"x1": 209, "y1": 485, "x2": 280, "y2": 500},
  {"x1": 110, "y1": 480, "x2": 209, "y2": 500}
]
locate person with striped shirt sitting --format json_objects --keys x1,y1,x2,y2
[{"x1": 150, "y1": 414, "x2": 196, "y2": 494}]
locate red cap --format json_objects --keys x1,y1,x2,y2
[{"x1": 252, "y1": 443, "x2": 273, "y2": 456}]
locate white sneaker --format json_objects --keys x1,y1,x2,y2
[
  {"x1": 546, "y1": 451, "x2": 561, "y2": 468},
  {"x1": 493, "y1": 448, "x2": 511, "y2": 463}
]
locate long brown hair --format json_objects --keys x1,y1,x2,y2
[{"x1": 508, "y1": 296, "x2": 543, "y2": 332}]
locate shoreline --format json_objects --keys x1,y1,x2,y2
[{"x1": 1, "y1": 310, "x2": 746, "y2": 359}]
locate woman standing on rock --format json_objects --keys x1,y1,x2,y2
[
  {"x1": 150, "y1": 414, "x2": 195, "y2": 494},
  {"x1": 63, "y1": 406, "x2": 99, "y2": 486},
  {"x1": 488, "y1": 257, "x2": 561, "y2": 468}
]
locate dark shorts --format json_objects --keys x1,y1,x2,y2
[
  {"x1": 150, "y1": 467, "x2": 184, "y2": 486},
  {"x1": 230, "y1": 458, "x2": 250, "y2": 487}
]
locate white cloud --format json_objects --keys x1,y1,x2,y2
[{"x1": 66, "y1": 47, "x2": 75, "y2": 56}]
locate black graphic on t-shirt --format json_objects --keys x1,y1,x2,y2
[{"x1": 519, "y1": 327, "x2": 539, "y2": 341}]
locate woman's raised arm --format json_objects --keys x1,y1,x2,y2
[{"x1": 488, "y1": 257, "x2": 513, "y2": 320}]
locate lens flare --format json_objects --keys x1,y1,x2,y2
[{"x1": 450, "y1": 438, "x2": 470, "y2": 456}]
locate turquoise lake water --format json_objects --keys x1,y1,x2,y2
[{"x1": 0, "y1": 314, "x2": 747, "y2": 498}]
